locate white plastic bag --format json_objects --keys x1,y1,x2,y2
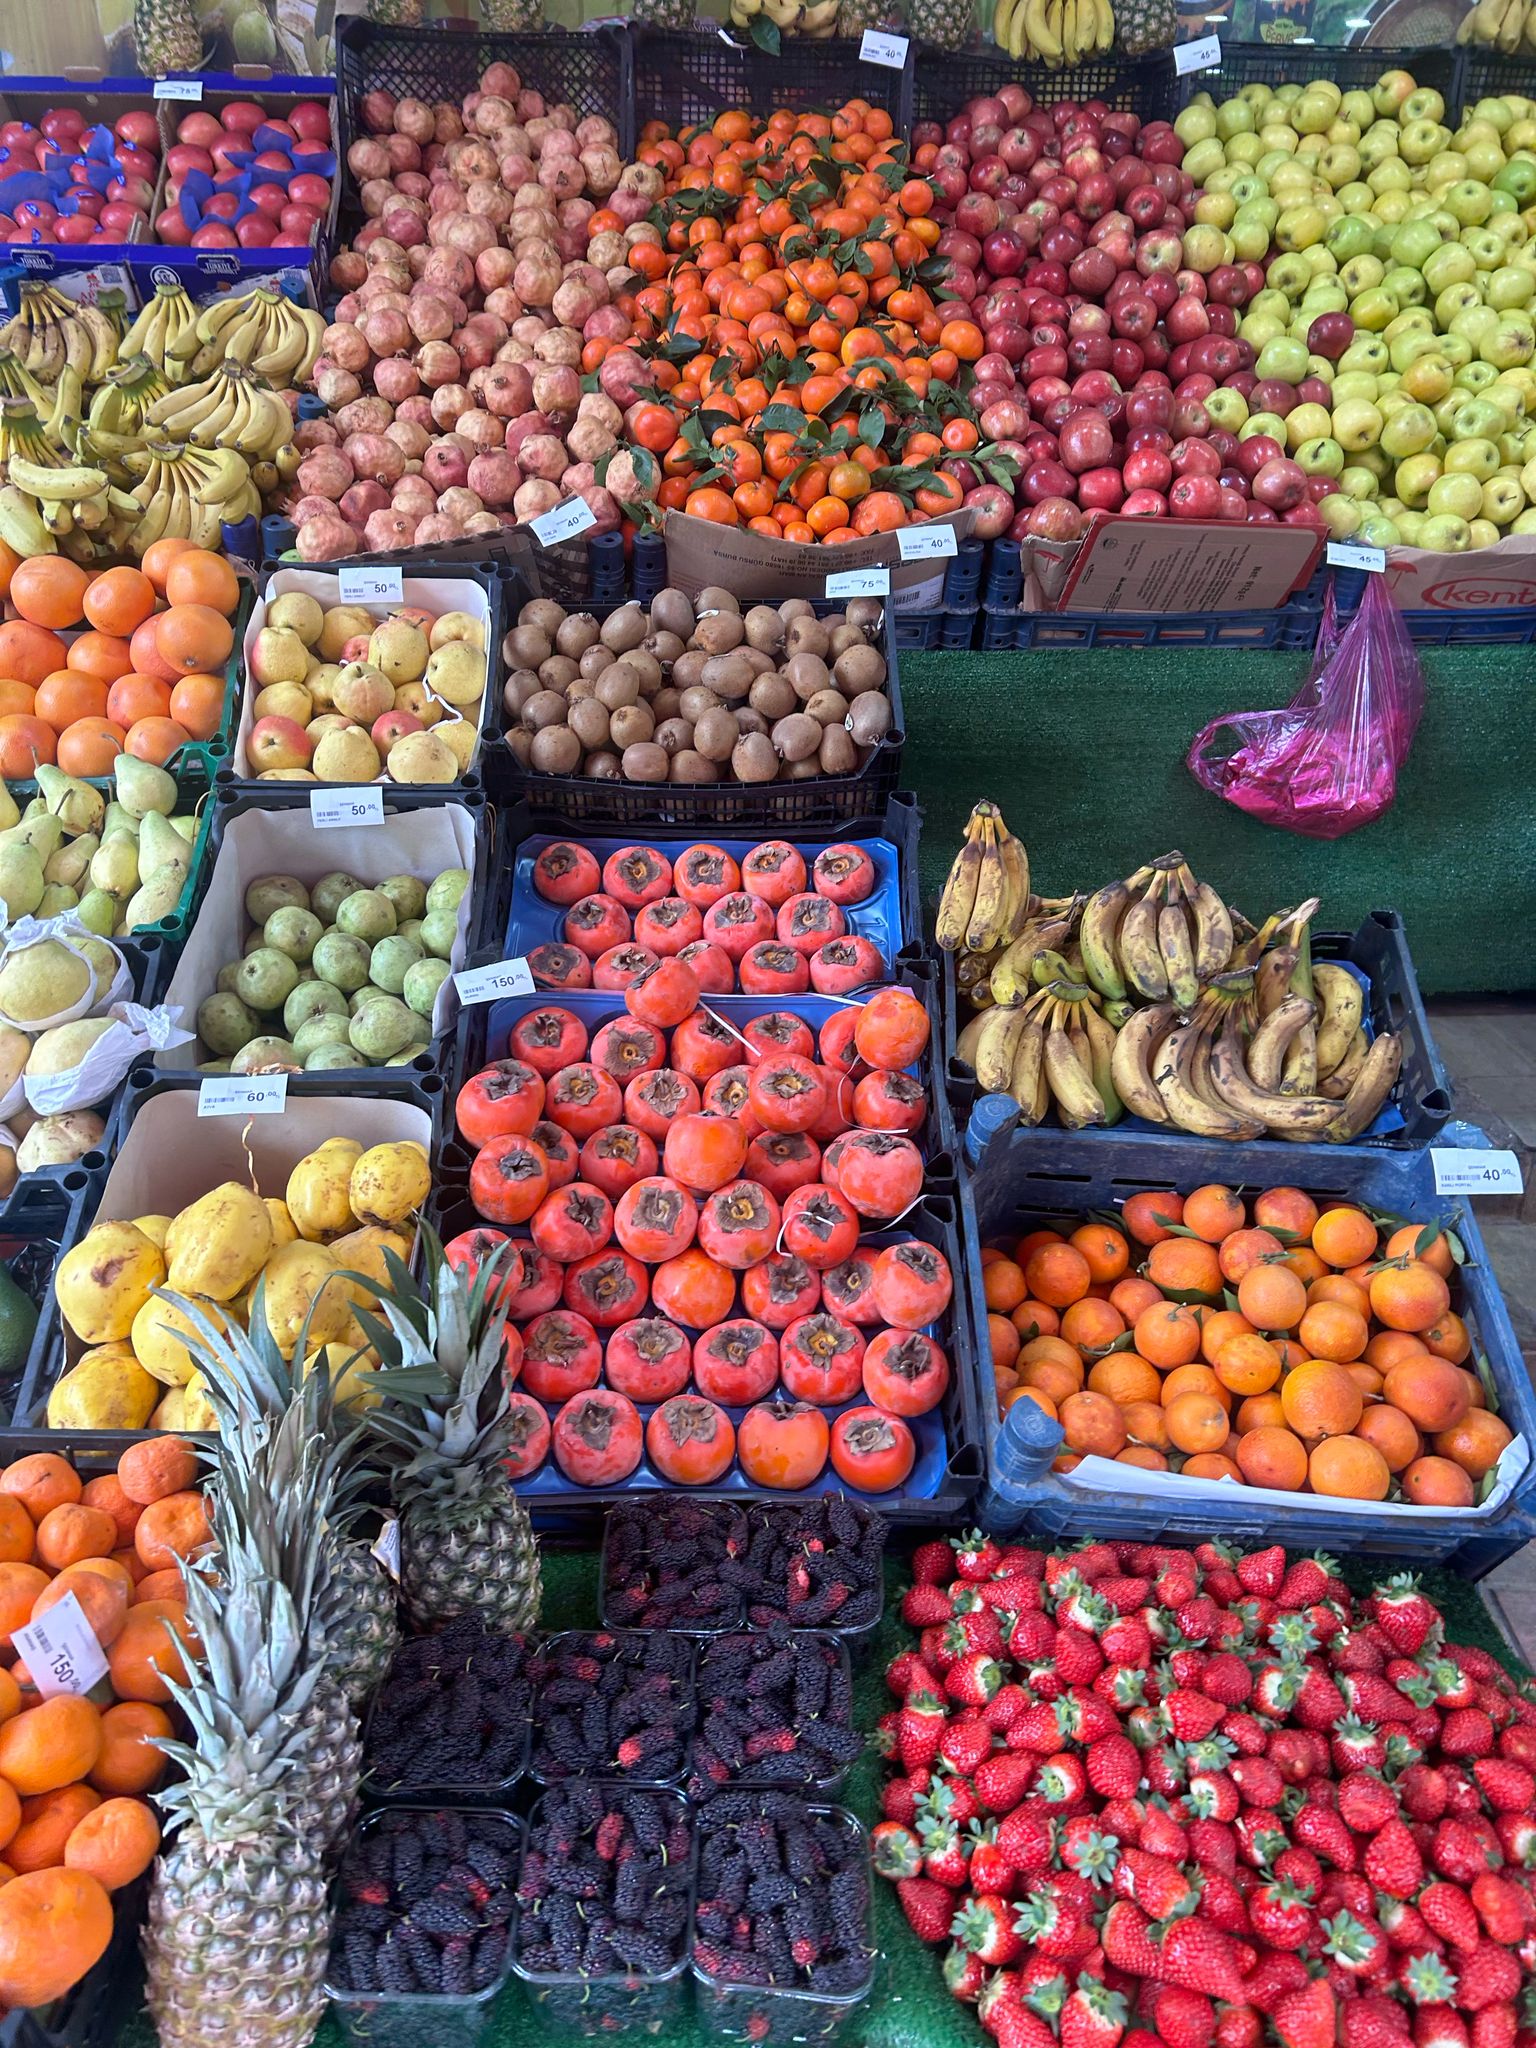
[{"x1": 24, "y1": 1002, "x2": 196, "y2": 1115}]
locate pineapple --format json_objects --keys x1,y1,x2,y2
[
  {"x1": 143, "y1": 1454, "x2": 339, "y2": 2048},
  {"x1": 835, "y1": 0, "x2": 903, "y2": 32},
  {"x1": 1116, "y1": 0, "x2": 1176, "y2": 51},
  {"x1": 325, "y1": 1504, "x2": 402, "y2": 1709},
  {"x1": 360, "y1": 1226, "x2": 541, "y2": 1636},
  {"x1": 908, "y1": 0, "x2": 974, "y2": 47},
  {"x1": 133, "y1": 0, "x2": 204, "y2": 70},
  {"x1": 478, "y1": 0, "x2": 545, "y2": 25},
  {"x1": 368, "y1": 0, "x2": 425, "y2": 22}
]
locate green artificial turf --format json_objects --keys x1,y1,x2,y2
[
  {"x1": 898, "y1": 647, "x2": 1536, "y2": 996},
  {"x1": 113, "y1": 1545, "x2": 1527, "y2": 2048}
]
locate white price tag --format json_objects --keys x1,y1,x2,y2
[
  {"x1": 897, "y1": 524, "x2": 958, "y2": 562},
  {"x1": 1432, "y1": 1148, "x2": 1524, "y2": 1196},
  {"x1": 455, "y1": 958, "x2": 536, "y2": 1004},
  {"x1": 153, "y1": 78, "x2": 204, "y2": 100},
  {"x1": 13, "y1": 1593, "x2": 109, "y2": 1700},
  {"x1": 337, "y1": 566, "x2": 403, "y2": 604},
  {"x1": 860, "y1": 29, "x2": 909, "y2": 66},
  {"x1": 199, "y1": 1073, "x2": 289, "y2": 1117},
  {"x1": 531, "y1": 497, "x2": 598, "y2": 547},
  {"x1": 310, "y1": 785, "x2": 385, "y2": 830},
  {"x1": 1327, "y1": 541, "x2": 1386, "y2": 573},
  {"x1": 825, "y1": 566, "x2": 890, "y2": 599},
  {"x1": 1174, "y1": 33, "x2": 1222, "y2": 72},
  {"x1": 371, "y1": 1518, "x2": 402, "y2": 1582}
]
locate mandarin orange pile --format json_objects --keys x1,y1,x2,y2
[
  {"x1": 0, "y1": 1436, "x2": 206, "y2": 2012},
  {"x1": 0, "y1": 539, "x2": 237, "y2": 782},
  {"x1": 984, "y1": 1182, "x2": 1510, "y2": 1508},
  {"x1": 595, "y1": 102, "x2": 998, "y2": 541}
]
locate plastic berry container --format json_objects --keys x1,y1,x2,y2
[
  {"x1": 598, "y1": 1500, "x2": 748, "y2": 1636},
  {"x1": 692, "y1": 1801, "x2": 876, "y2": 2046},
  {"x1": 357, "y1": 1627, "x2": 533, "y2": 1808},
  {"x1": 326, "y1": 1805, "x2": 522, "y2": 2048},
  {"x1": 510, "y1": 1785, "x2": 695, "y2": 2039},
  {"x1": 736, "y1": 1500, "x2": 888, "y2": 1668},
  {"x1": 527, "y1": 1630, "x2": 699, "y2": 1790},
  {"x1": 690, "y1": 1633, "x2": 858, "y2": 1802}
]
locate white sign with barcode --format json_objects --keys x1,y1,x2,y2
[
  {"x1": 13, "y1": 1594, "x2": 109, "y2": 1700},
  {"x1": 1327, "y1": 541, "x2": 1386, "y2": 573},
  {"x1": 153, "y1": 78, "x2": 203, "y2": 100},
  {"x1": 1174, "y1": 33, "x2": 1222, "y2": 72},
  {"x1": 826, "y1": 567, "x2": 890, "y2": 599},
  {"x1": 860, "y1": 29, "x2": 909, "y2": 66},
  {"x1": 336, "y1": 567, "x2": 403, "y2": 604},
  {"x1": 1432, "y1": 1148, "x2": 1524, "y2": 1195},
  {"x1": 531, "y1": 497, "x2": 598, "y2": 547},
  {"x1": 199, "y1": 1073, "x2": 289, "y2": 1117},
  {"x1": 310, "y1": 786, "x2": 384, "y2": 829},
  {"x1": 455, "y1": 959, "x2": 535, "y2": 1004},
  {"x1": 897, "y1": 525, "x2": 958, "y2": 561},
  {"x1": 371, "y1": 1518, "x2": 402, "y2": 1582}
]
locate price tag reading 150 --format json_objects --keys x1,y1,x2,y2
[
  {"x1": 455, "y1": 959, "x2": 536, "y2": 1004},
  {"x1": 13, "y1": 1593, "x2": 109, "y2": 1701}
]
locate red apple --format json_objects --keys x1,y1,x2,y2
[{"x1": 249, "y1": 717, "x2": 314, "y2": 771}]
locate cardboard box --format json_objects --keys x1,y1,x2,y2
[
  {"x1": 155, "y1": 801, "x2": 480, "y2": 1069},
  {"x1": 661, "y1": 508, "x2": 972, "y2": 612},
  {"x1": 1018, "y1": 518, "x2": 1321, "y2": 615},
  {"x1": 1380, "y1": 533, "x2": 1536, "y2": 611},
  {"x1": 64, "y1": 1085, "x2": 432, "y2": 1369},
  {"x1": 235, "y1": 565, "x2": 493, "y2": 779}
]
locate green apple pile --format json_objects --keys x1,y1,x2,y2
[{"x1": 1178, "y1": 74, "x2": 1536, "y2": 549}]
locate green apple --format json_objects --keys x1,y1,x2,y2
[
  {"x1": 1215, "y1": 98, "x2": 1256, "y2": 139},
  {"x1": 1394, "y1": 452, "x2": 1442, "y2": 506},
  {"x1": 1481, "y1": 475, "x2": 1526, "y2": 522},
  {"x1": 1266, "y1": 253, "x2": 1313, "y2": 300},
  {"x1": 1256, "y1": 335, "x2": 1311, "y2": 383},
  {"x1": 1350, "y1": 287, "x2": 1401, "y2": 332},
  {"x1": 1444, "y1": 437, "x2": 1500, "y2": 479},
  {"x1": 1181, "y1": 224, "x2": 1230, "y2": 273},
  {"x1": 1483, "y1": 319, "x2": 1535, "y2": 368},
  {"x1": 1301, "y1": 282, "x2": 1350, "y2": 317},
  {"x1": 1382, "y1": 266, "x2": 1429, "y2": 309},
  {"x1": 1341, "y1": 335, "x2": 1390, "y2": 373},
  {"x1": 1390, "y1": 218, "x2": 1442, "y2": 270},
  {"x1": 1440, "y1": 331, "x2": 1475, "y2": 369},
  {"x1": 1487, "y1": 266, "x2": 1536, "y2": 311},
  {"x1": 1400, "y1": 353, "x2": 1455, "y2": 403},
  {"x1": 1400, "y1": 121, "x2": 1451, "y2": 166},
  {"x1": 1388, "y1": 328, "x2": 1442, "y2": 374},
  {"x1": 1325, "y1": 214, "x2": 1376, "y2": 262},
  {"x1": 1444, "y1": 179, "x2": 1494, "y2": 227},
  {"x1": 1373, "y1": 71, "x2": 1416, "y2": 116},
  {"x1": 1285, "y1": 404, "x2": 1333, "y2": 450},
  {"x1": 1395, "y1": 509, "x2": 1427, "y2": 543},
  {"x1": 1295, "y1": 435, "x2": 1345, "y2": 477},
  {"x1": 1456, "y1": 395, "x2": 1513, "y2": 439},
  {"x1": 1359, "y1": 513, "x2": 1403, "y2": 544},
  {"x1": 1239, "y1": 312, "x2": 1287, "y2": 351},
  {"x1": 1469, "y1": 517, "x2": 1502, "y2": 547},
  {"x1": 1193, "y1": 191, "x2": 1237, "y2": 230},
  {"x1": 1341, "y1": 463, "x2": 1381, "y2": 498},
  {"x1": 1361, "y1": 131, "x2": 1404, "y2": 172},
  {"x1": 1422, "y1": 244, "x2": 1477, "y2": 294},
  {"x1": 1205, "y1": 389, "x2": 1250, "y2": 431},
  {"x1": 1249, "y1": 286, "x2": 1290, "y2": 324},
  {"x1": 1332, "y1": 372, "x2": 1381, "y2": 404},
  {"x1": 1493, "y1": 159, "x2": 1536, "y2": 203},
  {"x1": 1434, "y1": 283, "x2": 1484, "y2": 328},
  {"x1": 1401, "y1": 88, "x2": 1445, "y2": 125},
  {"x1": 1332, "y1": 398, "x2": 1385, "y2": 451},
  {"x1": 1174, "y1": 105, "x2": 1218, "y2": 146},
  {"x1": 1517, "y1": 453, "x2": 1536, "y2": 500},
  {"x1": 1182, "y1": 140, "x2": 1227, "y2": 187},
  {"x1": 1338, "y1": 252, "x2": 1385, "y2": 297},
  {"x1": 1426, "y1": 471, "x2": 1483, "y2": 519},
  {"x1": 1341, "y1": 90, "x2": 1376, "y2": 130},
  {"x1": 1418, "y1": 511, "x2": 1472, "y2": 549},
  {"x1": 1319, "y1": 145, "x2": 1362, "y2": 188},
  {"x1": 1461, "y1": 225, "x2": 1506, "y2": 268},
  {"x1": 1512, "y1": 506, "x2": 1536, "y2": 533},
  {"x1": 1275, "y1": 204, "x2": 1326, "y2": 251},
  {"x1": 1470, "y1": 96, "x2": 1513, "y2": 131},
  {"x1": 1455, "y1": 360, "x2": 1501, "y2": 394},
  {"x1": 1241, "y1": 412, "x2": 1290, "y2": 443},
  {"x1": 1380, "y1": 402, "x2": 1438, "y2": 458}
]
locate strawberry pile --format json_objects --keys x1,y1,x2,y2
[{"x1": 873, "y1": 1534, "x2": 1536, "y2": 2048}]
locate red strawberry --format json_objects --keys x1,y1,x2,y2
[
  {"x1": 939, "y1": 1718, "x2": 994, "y2": 1776},
  {"x1": 1163, "y1": 1689, "x2": 1227, "y2": 1742},
  {"x1": 1279, "y1": 1555, "x2": 1340, "y2": 1610},
  {"x1": 1184, "y1": 1768, "x2": 1239, "y2": 1824},
  {"x1": 1456, "y1": 1942, "x2": 1521, "y2": 2012},
  {"x1": 899, "y1": 1687, "x2": 947, "y2": 1774},
  {"x1": 1200, "y1": 1868, "x2": 1254, "y2": 1935},
  {"x1": 985, "y1": 1683, "x2": 1032, "y2": 1733},
  {"x1": 1087, "y1": 1732, "x2": 1143, "y2": 1800},
  {"x1": 1059, "y1": 1821, "x2": 1119, "y2": 1884},
  {"x1": 1100, "y1": 1898, "x2": 1159, "y2": 1977},
  {"x1": 1101, "y1": 1614, "x2": 1153, "y2": 1670},
  {"x1": 1243, "y1": 1951, "x2": 1315, "y2": 2014},
  {"x1": 1201, "y1": 1652, "x2": 1255, "y2": 1706},
  {"x1": 1492, "y1": 1812, "x2": 1536, "y2": 1869},
  {"x1": 1274, "y1": 1977, "x2": 1338, "y2": 2048},
  {"x1": 997, "y1": 1802, "x2": 1056, "y2": 1877},
  {"x1": 1415, "y1": 2005, "x2": 1470, "y2": 2048},
  {"x1": 1116, "y1": 1846, "x2": 1197, "y2": 1920},
  {"x1": 1237, "y1": 1546, "x2": 1287, "y2": 1598},
  {"x1": 882, "y1": 1772, "x2": 927, "y2": 1826},
  {"x1": 1473, "y1": 1759, "x2": 1535, "y2": 1814},
  {"x1": 1294, "y1": 1667, "x2": 1349, "y2": 1731},
  {"x1": 1186, "y1": 1816, "x2": 1239, "y2": 1876},
  {"x1": 1420, "y1": 1881, "x2": 1484, "y2": 1954},
  {"x1": 871, "y1": 1820, "x2": 924, "y2": 1878},
  {"x1": 1035, "y1": 1752, "x2": 1088, "y2": 1807},
  {"x1": 1377, "y1": 1897, "x2": 1444, "y2": 1956},
  {"x1": 942, "y1": 1941, "x2": 989, "y2": 2003},
  {"x1": 1401, "y1": 1954, "x2": 1463, "y2": 2008},
  {"x1": 1153, "y1": 1987, "x2": 1216, "y2": 2048},
  {"x1": 1158, "y1": 1917, "x2": 1248, "y2": 2001},
  {"x1": 1365, "y1": 1819, "x2": 1426, "y2": 1900},
  {"x1": 1338, "y1": 1771, "x2": 1399, "y2": 1833},
  {"x1": 912, "y1": 1539, "x2": 954, "y2": 1585},
  {"x1": 1443, "y1": 1711, "x2": 1498, "y2": 1760},
  {"x1": 1055, "y1": 1627, "x2": 1105, "y2": 1685},
  {"x1": 1400, "y1": 1764, "x2": 1452, "y2": 1823},
  {"x1": 921, "y1": 1820, "x2": 968, "y2": 1889},
  {"x1": 1062, "y1": 1976, "x2": 1129, "y2": 2048},
  {"x1": 1471, "y1": 2011, "x2": 1517, "y2": 2048},
  {"x1": 1470, "y1": 1872, "x2": 1531, "y2": 1944},
  {"x1": 1432, "y1": 1819, "x2": 1501, "y2": 1887},
  {"x1": 953, "y1": 1529, "x2": 1003, "y2": 1582},
  {"x1": 1138, "y1": 1804, "x2": 1191, "y2": 1861},
  {"x1": 1294, "y1": 1801, "x2": 1360, "y2": 1872},
  {"x1": 976, "y1": 1753, "x2": 1041, "y2": 1816},
  {"x1": 896, "y1": 1874, "x2": 954, "y2": 1941},
  {"x1": 1346, "y1": 1996, "x2": 1414, "y2": 2048},
  {"x1": 993, "y1": 2004, "x2": 1061, "y2": 2048},
  {"x1": 1177, "y1": 1594, "x2": 1225, "y2": 1644},
  {"x1": 1251, "y1": 1877, "x2": 1319, "y2": 1951},
  {"x1": 1097, "y1": 1576, "x2": 1153, "y2": 1616},
  {"x1": 1218, "y1": 2010, "x2": 1265, "y2": 2048},
  {"x1": 1009, "y1": 1612, "x2": 1057, "y2": 1663},
  {"x1": 1368, "y1": 1576, "x2": 1441, "y2": 1658},
  {"x1": 903, "y1": 1583, "x2": 958, "y2": 1628},
  {"x1": 1321, "y1": 1908, "x2": 1389, "y2": 1975},
  {"x1": 951, "y1": 1892, "x2": 1022, "y2": 1966},
  {"x1": 1011, "y1": 1887, "x2": 1087, "y2": 1959},
  {"x1": 947, "y1": 1653, "x2": 1003, "y2": 1707},
  {"x1": 885, "y1": 1648, "x2": 938, "y2": 1698}
]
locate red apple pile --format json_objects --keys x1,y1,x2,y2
[
  {"x1": 911, "y1": 90, "x2": 1335, "y2": 540},
  {"x1": 155, "y1": 98, "x2": 333, "y2": 253},
  {"x1": 0, "y1": 108, "x2": 160, "y2": 246},
  {"x1": 447, "y1": 970, "x2": 952, "y2": 1496},
  {"x1": 874, "y1": 1534, "x2": 1536, "y2": 2048}
]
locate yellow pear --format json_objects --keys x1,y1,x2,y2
[
  {"x1": 286, "y1": 1145, "x2": 360, "y2": 1243},
  {"x1": 55, "y1": 1222, "x2": 165, "y2": 1344},
  {"x1": 131, "y1": 1293, "x2": 230, "y2": 1388},
  {"x1": 165, "y1": 1183, "x2": 274, "y2": 1302},
  {"x1": 262, "y1": 1240, "x2": 351, "y2": 1358},
  {"x1": 349, "y1": 1141, "x2": 431, "y2": 1228}
]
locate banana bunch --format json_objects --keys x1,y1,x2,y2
[
  {"x1": 179, "y1": 284, "x2": 326, "y2": 385},
  {"x1": 1080, "y1": 852, "x2": 1235, "y2": 1012},
  {"x1": 0, "y1": 283, "x2": 124, "y2": 388},
  {"x1": 1458, "y1": 0, "x2": 1536, "y2": 52},
  {"x1": 959, "y1": 971, "x2": 1123, "y2": 1131},
  {"x1": 935, "y1": 799, "x2": 1033, "y2": 956},
  {"x1": 117, "y1": 281, "x2": 200, "y2": 382},
  {"x1": 728, "y1": 0, "x2": 841, "y2": 33},
  {"x1": 992, "y1": 0, "x2": 1113, "y2": 63},
  {"x1": 120, "y1": 439, "x2": 260, "y2": 555},
  {"x1": 87, "y1": 356, "x2": 172, "y2": 446},
  {"x1": 138, "y1": 362, "x2": 295, "y2": 463}
]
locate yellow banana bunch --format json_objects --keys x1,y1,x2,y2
[
  {"x1": 141, "y1": 362, "x2": 294, "y2": 463},
  {"x1": 123, "y1": 440, "x2": 259, "y2": 556},
  {"x1": 0, "y1": 283, "x2": 122, "y2": 389}
]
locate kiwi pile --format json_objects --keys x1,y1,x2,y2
[{"x1": 500, "y1": 588, "x2": 894, "y2": 787}]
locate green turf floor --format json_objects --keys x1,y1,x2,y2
[
  {"x1": 112, "y1": 1546, "x2": 1527, "y2": 2048},
  {"x1": 899, "y1": 647, "x2": 1536, "y2": 996}
]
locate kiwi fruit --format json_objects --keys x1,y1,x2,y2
[
  {"x1": 522, "y1": 598, "x2": 565, "y2": 638},
  {"x1": 538, "y1": 654, "x2": 579, "y2": 691},
  {"x1": 772, "y1": 713, "x2": 821, "y2": 763},
  {"x1": 596, "y1": 664, "x2": 640, "y2": 710},
  {"x1": 654, "y1": 717, "x2": 694, "y2": 756},
  {"x1": 733, "y1": 731, "x2": 778, "y2": 782},
  {"x1": 833, "y1": 645, "x2": 886, "y2": 696},
  {"x1": 530, "y1": 725, "x2": 581, "y2": 774},
  {"x1": 586, "y1": 751, "x2": 623, "y2": 780},
  {"x1": 556, "y1": 613, "x2": 600, "y2": 656},
  {"x1": 693, "y1": 707, "x2": 739, "y2": 762},
  {"x1": 522, "y1": 689, "x2": 570, "y2": 731},
  {"x1": 621, "y1": 741, "x2": 669, "y2": 782},
  {"x1": 599, "y1": 604, "x2": 647, "y2": 652},
  {"x1": 568, "y1": 697, "x2": 611, "y2": 750},
  {"x1": 650, "y1": 588, "x2": 695, "y2": 641},
  {"x1": 505, "y1": 623, "x2": 552, "y2": 667},
  {"x1": 671, "y1": 749, "x2": 719, "y2": 784},
  {"x1": 847, "y1": 693, "x2": 892, "y2": 746},
  {"x1": 819, "y1": 724, "x2": 857, "y2": 775},
  {"x1": 610, "y1": 703, "x2": 656, "y2": 749}
]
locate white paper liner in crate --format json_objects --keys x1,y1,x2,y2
[
  {"x1": 0, "y1": 914, "x2": 131, "y2": 1033},
  {"x1": 155, "y1": 802, "x2": 480, "y2": 1067},
  {"x1": 25, "y1": 1001, "x2": 195, "y2": 1114},
  {"x1": 1057, "y1": 1433, "x2": 1530, "y2": 1520},
  {"x1": 235, "y1": 568, "x2": 494, "y2": 779}
]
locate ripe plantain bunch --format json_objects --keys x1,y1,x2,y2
[{"x1": 940, "y1": 821, "x2": 1403, "y2": 1144}]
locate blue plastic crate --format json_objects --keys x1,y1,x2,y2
[
  {"x1": 959, "y1": 1111, "x2": 1536, "y2": 1576},
  {"x1": 942, "y1": 910, "x2": 1451, "y2": 1151}
]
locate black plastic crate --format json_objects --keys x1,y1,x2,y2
[
  {"x1": 941, "y1": 910, "x2": 1452, "y2": 1150},
  {"x1": 1460, "y1": 54, "x2": 1536, "y2": 108},
  {"x1": 1173, "y1": 42, "x2": 1460, "y2": 109},
  {"x1": 0, "y1": 1176, "x2": 93, "y2": 1430},
  {"x1": 335, "y1": 16, "x2": 635, "y2": 191},
  {"x1": 488, "y1": 596, "x2": 904, "y2": 829},
  {"x1": 632, "y1": 28, "x2": 908, "y2": 135},
  {"x1": 912, "y1": 47, "x2": 1177, "y2": 125}
]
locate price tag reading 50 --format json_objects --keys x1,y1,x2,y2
[
  {"x1": 337, "y1": 567, "x2": 403, "y2": 604},
  {"x1": 310, "y1": 786, "x2": 385, "y2": 829}
]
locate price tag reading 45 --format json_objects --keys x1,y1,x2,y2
[
  {"x1": 199, "y1": 1073, "x2": 289, "y2": 1118},
  {"x1": 1432, "y1": 1148, "x2": 1524, "y2": 1196},
  {"x1": 1326, "y1": 541, "x2": 1386, "y2": 574},
  {"x1": 455, "y1": 959, "x2": 535, "y2": 1004},
  {"x1": 337, "y1": 566, "x2": 403, "y2": 604},
  {"x1": 310, "y1": 786, "x2": 384, "y2": 830},
  {"x1": 825, "y1": 566, "x2": 890, "y2": 600},
  {"x1": 1174, "y1": 33, "x2": 1221, "y2": 73},
  {"x1": 13, "y1": 1593, "x2": 109, "y2": 1700}
]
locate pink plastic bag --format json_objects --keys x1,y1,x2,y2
[{"x1": 1186, "y1": 575, "x2": 1424, "y2": 840}]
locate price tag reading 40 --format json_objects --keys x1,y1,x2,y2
[
  {"x1": 897, "y1": 525, "x2": 958, "y2": 562},
  {"x1": 1432, "y1": 1148, "x2": 1524, "y2": 1196},
  {"x1": 531, "y1": 497, "x2": 598, "y2": 547},
  {"x1": 825, "y1": 566, "x2": 890, "y2": 600},
  {"x1": 13, "y1": 1593, "x2": 109, "y2": 1701},
  {"x1": 199, "y1": 1073, "x2": 289, "y2": 1118},
  {"x1": 860, "y1": 29, "x2": 909, "y2": 65},
  {"x1": 455, "y1": 959, "x2": 536, "y2": 1004},
  {"x1": 337, "y1": 566, "x2": 403, "y2": 604},
  {"x1": 310, "y1": 786, "x2": 384, "y2": 830}
]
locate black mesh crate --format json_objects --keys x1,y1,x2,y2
[
  {"x1": 1459, "y1": 55, "x2": 1536, "y2": 108},
  {"x1": 335, "y1": 15, "x2": 635, "y2": 200},
  {"x1": 631, "y1": 27, "x2": 909, "y2": 135},
  {"x1": 911, "y1": 46, "x2": 1177, "y2": 124},
  {"x1": 1173, "y1": 42, "x2": 1460, "y2": 110}
]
